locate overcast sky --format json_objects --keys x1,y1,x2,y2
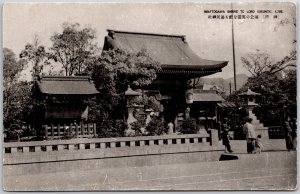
[{"x1": 3, "y1": 2, "x2": 296, "y2": 80}]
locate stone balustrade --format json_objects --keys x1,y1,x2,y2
[{"x1": 4, "y1": 132, "x2": 214, "y2": 154}]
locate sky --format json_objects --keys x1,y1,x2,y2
[{"x1": 3, "y1": 2, "x2": 296, "y2": 80}]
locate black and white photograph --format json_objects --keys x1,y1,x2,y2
[{"x1": 2, "y1": 2, "x2": 297, "y2": 191}]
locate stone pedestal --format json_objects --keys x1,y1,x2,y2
[
  {"x1": 249, "y1": 110, "x2": 269, "y2": 139},
  {"x1": 125, "y1": 106, "x2": 137, "y2": 136},
  {"x1": 127, "y1": 106, "x2": 136, "y2": 129}
]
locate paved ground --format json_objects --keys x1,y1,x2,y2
[{"x1": 4, "y1": 150, "x2": 297, "y2": 191}]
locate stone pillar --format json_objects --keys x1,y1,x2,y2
[{"x1": 210, "y1": 129, "x2": 219, "y2": 146}]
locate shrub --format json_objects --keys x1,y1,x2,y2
[
  {"x1": 130, "y1": 121, "x2": 144, "y2": 136},
  {"x1": 178, "y1": 119, "x2": 197, "y2": 134},
  {"x1": 145, "y1": 117, "x2": 167, "y2": 136},
  {"x1": 98, "y1": 119, "x2": 127, "y2": 138}
]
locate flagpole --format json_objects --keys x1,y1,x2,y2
[{"x1": 231, "y1": 2, "x2": 237, "y2": 91}]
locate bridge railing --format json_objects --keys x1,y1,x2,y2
[{"x1": 3, "y1": 132, "x2": 216, "y2": 154}]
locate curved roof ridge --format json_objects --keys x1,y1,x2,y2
[
  {"x1": 107, "y1": 29, "x2": 185, "y2": 39},
  {"x1": 103, "y1": 29, "x2": 228, "y2": 74}
]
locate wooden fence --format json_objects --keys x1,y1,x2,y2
[
  {"x1": 268, "y1": 126, "x2": 285, "y2": 139},
  {"x1": 44, "y1": 123, "x2": 96, "y2": 139}
]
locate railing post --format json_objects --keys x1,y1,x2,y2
[
  {"x1": 158, "y1": 139, "x2": 163, "y2": 145},
  {"x1": 130, "y1": 141, "x2": 135, "y2": 147},
  {"x1": 69, "y1": 144, "x2": 75, "y2": 150},
  {"x1": 79, "y1": 143, "x2": 85, "y2": 150},
  {"x1": 58, "y1": 144, "x2": 64, "y2": 151},
  {"x1": 100, "y1": 142, "x2": 106, "y2": 148},
  {"x1": 120, "y1": 142, "x2": 126, "y2": 147},
  {"x1": 111, "y1": 142, "x2": 116, "y2": 148},
  {"x1": 46, "y1": 145, "x2": 52, "y2": 152},
  {"x1": 23, "y1": 147, "x2": 29, "y2": 152},
  {"x1": 35, "y1": 146, "x2": 41, "y2": 152},
  {"x1": 90, "y1": 143, "x2": 96, "y2": 149},
  {"x1": 185, "y1": 138, "x2": 190, "y2": 144},
  {"x1": 149, "y1": 140, "x2": 154, "y2": 146},
  {"x1": 11, "y1": 147, "x2": 17, "y2": 153}
]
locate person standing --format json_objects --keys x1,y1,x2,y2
[
  {"x1": 243, "y1": 118, "x2": 256, "y2": 154},
  {"x1": 291, "y1": 117, "x2": 297, "y2": 150},
  {"x1": 221, "y1": 126, "x2": 233, "y2": 153},
  {"x1": 283, "y1": 116, "x2": 294, "y2": 151},
  {"x1": 254, "y1": 135, "x2": 263, "y2": 154}
]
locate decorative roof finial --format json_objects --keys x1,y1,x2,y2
[
  {"x1": 182, "y1": 35, "x2": 187, "y2": 43},
  {"x1": 108, "y1": 30, "x2": 115, "y2": 39}
]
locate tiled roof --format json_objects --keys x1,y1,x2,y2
[
  {"x1": 36, "y1": 76, "x2": 99, "y2": 95},
  {"x1": 238, "y1": 88, "x2": 261, "y2": 96},
  {"x1": 217, "y1": 102, "x2": 238, "y2": 108},
  {"x1": 103, "y1": 29, "x2": 228, "y2": 72}
]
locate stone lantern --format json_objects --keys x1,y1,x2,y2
[
  {"x1": 125, "y1": 85, "x2": 142, "y2": 132},
  {"x1": 238, "y1": 88, "x2": 261, "y2": 116},
  {"x1": 239, "y1": 88, "x2": 268, "y2": 139}
]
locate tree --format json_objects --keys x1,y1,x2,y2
[
  {"x1": 87, "y1": 48, "x2": 160, "y2": 137},
  {"x1": 90, "y1": 48, "x2": 160, "y2": 119},
  {"x1": 50, "y1": 23, "x2": 98, "y2": 76},
  {"x1": 19, "y1": 35, "x2": 50, "y2": 77},
  {"x1": 3, "y1": 48, "x2": 30, "y2": 131},
  {"x1": 241, "y1": 49, "x2": 295, "y2": 77},
  {"x1": 3, "y1": 48, "x2": 26, "y2": 86}
]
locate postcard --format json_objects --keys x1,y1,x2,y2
[{"x1": 3, "y1": 2, "x2": 297, "y2": 191}]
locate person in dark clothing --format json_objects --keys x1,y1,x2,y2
[
  {"x1": 284, "y1": 116, "x2": 294, "y2": 151},
  {"x1": 221, "y1": 127, "x2": 233, "y2": 153}
]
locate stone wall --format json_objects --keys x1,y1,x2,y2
[{"x1": 3, "y1": 130, "x2": 223, "y2": 176}]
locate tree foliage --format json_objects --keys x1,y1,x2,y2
[
  {"x1": 3, "y1": 48, "x2": 32, "y2": 131},
  {"x1": 89, "y1": 48, "x2": 161, "y2": 119},
  {"x1": 19, "y1": 35, "x2": 50, "y2": 76},
  {"x1": 3, "y1": 48, "x2": 26, "y2": 85},
  {"x1": 145, "y1": 117, "x2": 167, "y2": 136},
  {"x1": 178, "y1": 119, "x2": 197, "y2": 134},
  {"x1": 50, "y1": 23, "x2": 98, "y2": 76},
  {"x1": 241, "y1": 49, "x2": 296, "y2": 77},
  {"x1": 236, "y1": 17, "x2": 296, "y2": 110}
]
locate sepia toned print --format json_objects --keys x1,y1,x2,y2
[{"x1": 3, "y1": 2, "x2": 296, "y2": 191}]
